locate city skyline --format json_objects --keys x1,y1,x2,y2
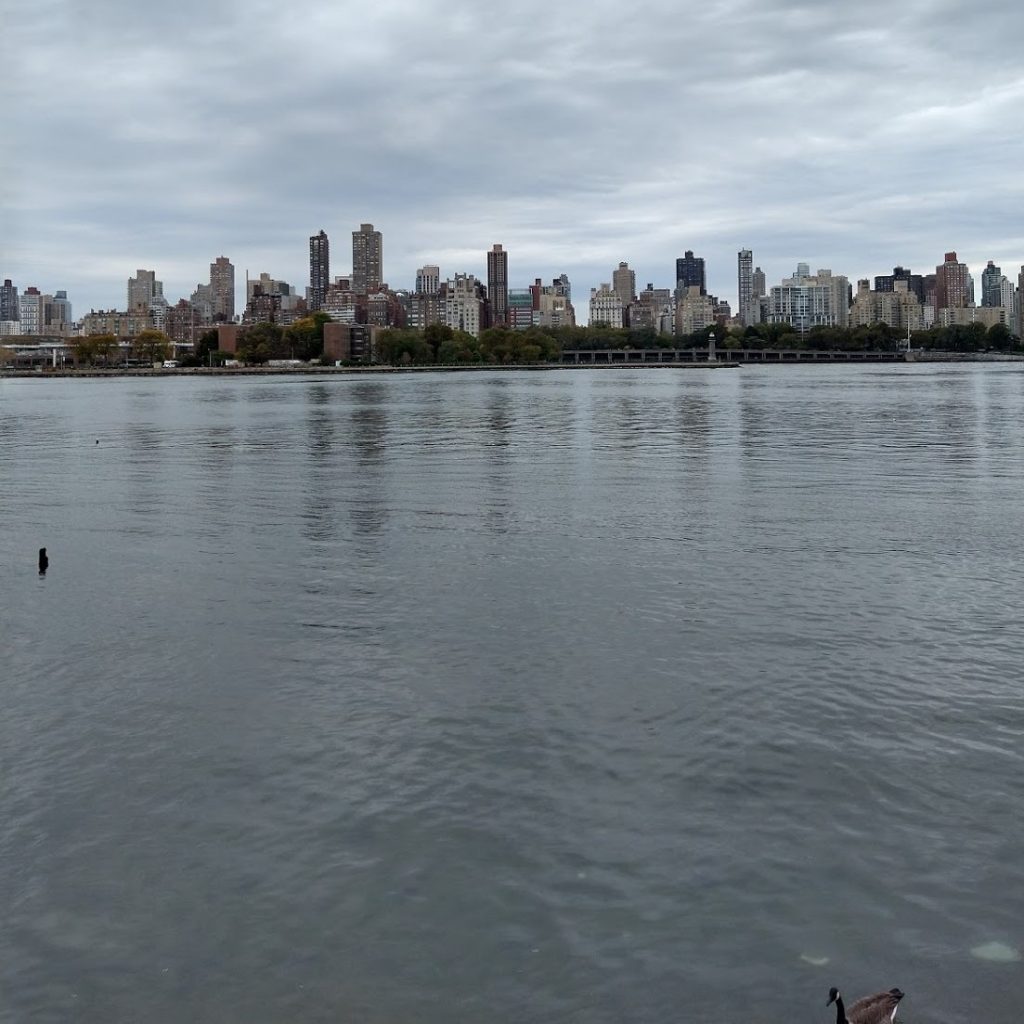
[
  {"x1": 3, "y1": 237, "x2": 1022, "y2": 341},
  {"x1": 4, "y1": 0, "x2": 1022, "y2": 318}
]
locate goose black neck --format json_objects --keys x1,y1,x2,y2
[{"x1": 834, "y1": 995, "x2": 848, "y2": 1024}]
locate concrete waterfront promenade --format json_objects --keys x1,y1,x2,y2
[{"x1": 4, "y1": 349, "x2": 1023, "y2": 378}]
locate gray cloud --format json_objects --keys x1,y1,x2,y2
[{"x1": 3, "y1": 0, "x2": 1023, "y2": 317}]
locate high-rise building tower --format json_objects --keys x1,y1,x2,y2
[
  {"x1": 210, "y1": 256, "x2": 235, "y2": 322},
  {"x1": 1018, "y1": 266, "x2": 1024, "y2": 339},
  {"x1": 19, "y1": 287, "x2": 43, "y2": 335},
  {"x1": 874, "y1": 266, "x2": 927, "y2": 304},
  {"x1": 309, "y1": 231, "x2": 330, "y2": 312},
  {"x1": 352, "y1": 223, "x2": 382, "y2": 295},
  {"x1": 752, "y1": 266, "x2": 766, "y2": 321},
  {"x1": 128, "y1": 269, "x2": 162, "y2": 312},
  {"x1": 0, "y1": 279, "x2": 18, "y2": 322},
  {"x1": 612, "y1": 262, "x2": 636, "y2": 307},
  {"x1": 486, "y1": 244, "x2": 509, "y2": 327},
  {"x1": 934, "y1": 252, "x2": 970, "y2": 310},
  {"x1": 416, "y1": 265, "x2": 440, "y2": 294},
  {"x1": 981, "y1": 260, "x2": 1002, "y2": 308},
  {"x1": 737, "y1": 250, "x2": 753, "y2": 325},
  {"x1": 676, "y1": 250, "x2": 706, "y2": 296}
]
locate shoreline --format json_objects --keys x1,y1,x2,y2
[{"x1": 2, "y1": 351, "x2": 1022, "y2": 379}]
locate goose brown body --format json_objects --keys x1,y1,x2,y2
[{"x1": 827, "y1": 986, "x2": 905, "y2": 1024}]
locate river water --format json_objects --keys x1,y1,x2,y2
[{"x1": 2, "y1": 365, "x2": 1022, "y2": 1023}]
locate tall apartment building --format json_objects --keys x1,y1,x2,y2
[
  {"x1": 1, "y1": 279, "x2": 18, "y2": 323},
  {"x1": 323, "y1": 277, "x2": 359, "y2": 325},
  {"x1": 210, "y1": 256, "x2": 235, "y2": 322},
  {"x1": 676, "y1": 250, "x2": 706, "y2": 296},
  {"x1": 849, "y1": 279, "x2": 924, "y2": 333},
  {"x1": 402, "y1": 290, "x2": 442, "y2": 330},
  {"x1": 309, "y1": 231, "x2": 330, "y2": 312},
  {"x1": 441, "y1": 274, "x2": 486, "y2": 337},
  {"x1": 875, "y1": 265, "x2": 926, "y2": 304},
  {"x1": 737, "y1": 250, "x2": 754, "y2": 326},
  {"x1": 611, "y1": 262, "x2": 635, "y2": 308},
  {"x1": 934, "y1": 252, "x2": 971, "y2": 310},
  {"x1": 81, "y1": 309, "x2": 152, "y2": 338},
  {"x1": 415, "y1": 265, "x2": 440, "y2": 294},
  {"x1": 765, "y1": 265, "x2": 850, "y2": 332},
  {"x1": 752, "y1": 266, "x2": 766, "y2": 312},
  {"x1": 980, "y1": 261, "x2": 1002, "y2": 307},
  {"x1": 18, "y1": 287, "x2": 43, "y2": 334},
  {"x1": 529, "y1": 276, "x2": 576, "y2": 329},
  {"x1": 128, "y1": 269, "x2": 163, "y2": 312},
  {"x1": 1018, "y1": 267, "x2": 1024, "y2": 338},
  {"x1": 999, "y1": 275, "x2": 1015, "y2": 317},
  {"x1": 486, "y1": 244, "x2": 508, "y2": 327},
  {"x1": 508, "y1": 288, "x2": 535, "y2": 329},
  {"x1": 632, "y1": 284, "x2": 673, "y2": 332},
  {"x1": 352, "y1": 223, "x2": 382, "y2": 295},
  {"x1": 589, "y1": 284, "x2": 625, "y2": 328},
  {"x1": 48, "y1": 290, "x2": 72, "y2": 331},
  {"x1": 675, "y1": 285, "x2": 716, "y2": 336},
  {"x1": 191, "y1": 283, "x2": 214, "y2": 322}
]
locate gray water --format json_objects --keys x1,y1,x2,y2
[{"x1": 2, "y1": 366, "x2": 1023, "y2": 1024}]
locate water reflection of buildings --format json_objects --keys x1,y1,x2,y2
[
  {"x1": 484, "y1": 382, "x2": 513, "y2": 534},
  {"x1": 302, "y1": 384, "x2": 338, "y2": 544},
  {"x1": 349, "y1": 381, "x2": 390, "y2": 537}
]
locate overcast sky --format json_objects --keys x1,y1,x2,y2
[{"x1": 3, "y1": 0, "x2": 1023, "y2": 320}]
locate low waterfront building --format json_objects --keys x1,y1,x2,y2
[
  {"x1": 323, "y1": 322, "x2": 376, "y2": 362},
  {"x1": 933, "y1": 305, "x2": 1011, "y2": 330}
]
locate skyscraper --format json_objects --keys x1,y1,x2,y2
[
  {"x1": 352, "y1": 223, "x2": 382, "y2": 295},
  {"x1": 934, "y1": 252, "x2": 971, "y2": 310},
  {"x1": 19, "y1": 287, "x2": 43, "y2": 334},
  {"x1": 764, "y1": 266, "x2": 850, "y2": 332},
  {"x1": 874, "y1": 266, "x2": 927, "y2": 304},
  {"x1": 612, "y1": 262, "x2": 635, "y2": 307},
  {"x1": 0, "y1": 279, "x2": 18, "y2": 323},
  {"x1": 309, "y1": 231, "x2": 330, "y2": 312},
  {"x1": 752, "y1": 266, "x2": 766, "y2": 322},
  {"x1": 210, "y1": 256, "x2": 235, "y2": 322},
  {"x1": 676, "y1": 250, "x2": 706, "y2": 296},
  {"x1": 415, "y1": 266, "x2": 440, "y2": 294},
  {"x1": 737, "y1": 249, "x2": 753, "y2": 325},
  {"x1": 980, "y1": 260, "x2": 1002, "y2": 308},
  {"x1": 486, "y1": 244, "x2": 508, "y2": 327},
  {"x1": 128, "y1": 269, "x2": 162, "y2": 312},
  {"x1": 1018, "y1": 267, "x2": 1024, "y2": 340}
]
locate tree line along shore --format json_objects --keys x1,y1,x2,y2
[{"x1": 4, "y1": 316, "x2": 1019, "y2": 370}]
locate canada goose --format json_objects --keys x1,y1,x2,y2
[{"x1": 827, "y1": 986, "x2": 904, "y2": 1024}]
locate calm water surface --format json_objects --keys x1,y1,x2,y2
[{"x1": 2, "y1": 366, "x2": 1023, "y2": 1023}]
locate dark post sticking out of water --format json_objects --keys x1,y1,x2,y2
[{"x1": 38, "y1": 547, "x2": 48, "y2": 575}]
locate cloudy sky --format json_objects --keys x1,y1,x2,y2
[{"x1": 3, "y1": 0, "x2": 1023, "y2": 320}]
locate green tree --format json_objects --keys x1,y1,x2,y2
[
  {"x1": 375, "y1": 328, "x2": 431, "y2": 365},
  {"x1": 182, "y1": 328, "x2": 220, "y2": 367},
  {"x1": 237, "y1": 322, "x2": 285, "y2": 364},
  {"x1": 424, "y1": 323, "x2": 454, "y2": 362},
  {"x1": 986, "y1": 322, "x2": 1013, "y2": 351},
  {"x1": 437, "y1": 330, "x2": 483, "y2": 363},
  {"x1": 133, "y1": 328, "x2": 172, "y2": 364},
  {"x1": 283, "y1": 312, "x2": 331, "y2": 362}
]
